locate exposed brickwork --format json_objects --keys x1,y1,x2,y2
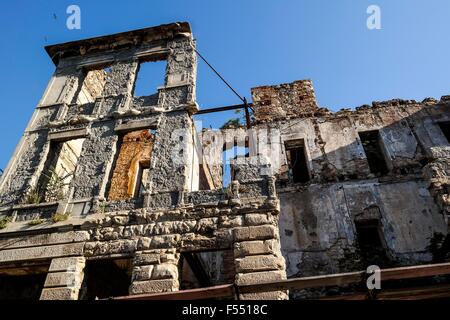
[{"x1": 251, "y1": 80, "x2": 327, "y2": 123}]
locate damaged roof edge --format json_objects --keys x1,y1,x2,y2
[{"x1": 45, "y1": 21, "x2": 192, "y2": 65}]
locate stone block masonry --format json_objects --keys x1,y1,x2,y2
[
  {"x1": 129, "y1": 249, "x2": 180, "y2": 294},
  {"x1": 40, "y1": 257, "x2": 86, "y2": 300}
]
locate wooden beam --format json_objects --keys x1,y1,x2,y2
[
  {"x1": 376, "y1": 284, "x2": 450, "y2": 300},
  {"x1": 320, "y1": 284, "x2": 450, "y2": 301},
  {"x1": 380, "y1": 262, "x2": 450, "y2": 281},
  {"x1": 319, "y1": 293, "x2": 368, "y2": 301},
  {"x1": 239, "y1": 271, "x2": 365, "y2": 294},
  {"x1": 107, "y1": 262, "x2": 450, "y2": 300},
  {"x1": 111, "y1": 284, "x2": 235, "y2": 301},
  {"x1": 239, "y1": 262, "x2": 450, "y2": 294}
]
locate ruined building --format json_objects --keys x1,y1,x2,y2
[{"x1": 0, "y1": 22, "x2": 449, "y2": 300}]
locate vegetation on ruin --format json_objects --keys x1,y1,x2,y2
[
  {"x1": 23, "y1": 187, "x2": 42, "y2": 205},
  {"x1": 22, "y1": 166, "x2": 74, "y2": 205},
  {"x1": 51, "y1": 212, "x2": 71, "y2": 223},
  {"x1": 28, "y1": 219, "x2": 44, "y2": 226},
  {"x1": 0, "y1": 217, "x2": 11, "y2": 230},
  {"x1": 42, "y1": 166, "x2": 72, "y2": 202}
]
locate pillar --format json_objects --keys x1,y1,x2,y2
[
  {"x1": 40, "y1": 256, "x2": 86, "y2": 300},
  {"x1": 233, "y1": 223, "x2": 288, "y2": 300},
  {"x1": 129, "y1": 249, "x2": 180, "y2": 295}
]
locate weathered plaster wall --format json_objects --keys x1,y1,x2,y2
[
  {"x1": 249, "y1": 80, "x2": 450, "y2": 298},
  {"x1": 279, "y1": 180, "x2": 446, "y2": 279}
]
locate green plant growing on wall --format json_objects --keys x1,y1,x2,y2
[
  {"x1": 98, "y1": 201, "x2": 109, "y2": 215},
  {"x1": 220, "y1": 108, "x2": 248, "y2": 129},
  {"x1": 51, "y1": 212, "x2": 71, "y2": 223},
  {"x1": 28, "y1": 219, "x2": 44, "y2": 226},
  {"x1": 221, "y1": 118, "x2": 242, "y2": 129},
  {"x1": 23, "y1": 187, "x2": 42, "y2": 205},
  {"x1": 0, "y1": 217, "x2": 12, "y2": 230},
  {"x1": 21, "y1": 165, "x2": 75, "y2": 205},
  {"x1": 42, "y1": 166, "x2": 74, "y2": 203}
]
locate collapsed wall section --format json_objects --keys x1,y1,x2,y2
[{"x1": 251, "y1": 80, "x2": 326, "y2": 123}]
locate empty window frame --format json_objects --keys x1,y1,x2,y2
[
  {"x1": 179, "y1": 249, "x2": 235, "y2": 291},
  {"x1": 133, "y1": 60, "x2": 167, "y2": 97},
  {"x1": 108, "y1": 129, "x2": 155, "y2": 201},
  {"x1": 354, "y1": 219, "x2": 390, "y2": 268},
  {"x1": 284, "y1": 139, "x2": 310, "y2": 183},
  {"x1": 0, "y1": 265, "x2": 49, "y2": 300},
  {"x1": 198, "y1": 163, "x2": 215, "y2": 191},
  {"x1": 80, "y1": 259, "x2": 132, "y2": 300},
  {"x1": 222, "y1": 140, "x2": 249, "y2": 188},
  {"x1": 134, "y1": 160, "x2": 150, "y2": 198},
  {"x1": 74, "y1": 66, "x2": 111, "y2": 104},
  {"x1": 438, "y1": 121, "x2": 450, "y2": 144},
  {"x1": 359, "y1": 130, "x2": 389, "y2": 176},
  {"x1": 37, "y1": 138, "x2": 85, "y2": 203}
]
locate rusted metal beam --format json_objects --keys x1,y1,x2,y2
[
  {"x1": 243, "y1": 98, "x2": 251, "y2": 129},
  {"x1": 194, "y1": 103, "x2": 253, "y2": 115}
]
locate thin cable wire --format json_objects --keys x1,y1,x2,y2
[{"x1": 194, "y1": 48, "x2": 245, "y2": 103}]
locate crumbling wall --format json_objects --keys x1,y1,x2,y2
[
  {"x1": 254, "y1": 87, "x2": 449, "y2": 184},
  {"x1": 279, "y1": 180, "x2": 446, "y2": 278},
  {"x1": 146, "y1": 111, "x2": 195, "y2": 194},
  {"x1": 423, "y1": 147, "x2": 450, "y2": 233},
  {"x1": 103, "y1": 60, "x2": 139, "y2": 98},
  {"x1": 251, "y1": 80, "x2": 326, "y2": 123},
  {"x1": 0, "y1": 132, "x2": 48, "y2": 205},
  {"x1": 317, "y1": 118, "x2": 369, "y2": 179},
  {"x1": 0, "y1": 24, "x2": 198, "y2": 210},
  {"x1": 71, "y1": 121, "x2": 118, "y2": 200},
  {"x1": 248, "y1": 80, "x2": 450, "y2": 294},
  {"x1": 0, "y1": 23, "x2": 290, "y2": 301},
  {"x1": 3, "y1": 20, "x2": 450, "y2": 301}
]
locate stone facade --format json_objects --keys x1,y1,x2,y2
[
  {"x1": 0, "y1": 22, "x2": 286, "y2": 300},
  {"x1": 0, "y1": 21, "x2": 449, "y2": 300}
]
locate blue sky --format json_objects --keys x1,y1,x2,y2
[{"x1": 1, "y1": 0, "x2": 450, "y2": 170}]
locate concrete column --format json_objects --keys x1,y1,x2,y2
[
  {"x1": 129, "y1": 249, "x2": 180, "y2": 295},
  {"x1": 40, "y1": 256, "x2": 86, "y2": 300},
  {"x1": 233, "y1": 224, "x2": 289, "y2": 300}
]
